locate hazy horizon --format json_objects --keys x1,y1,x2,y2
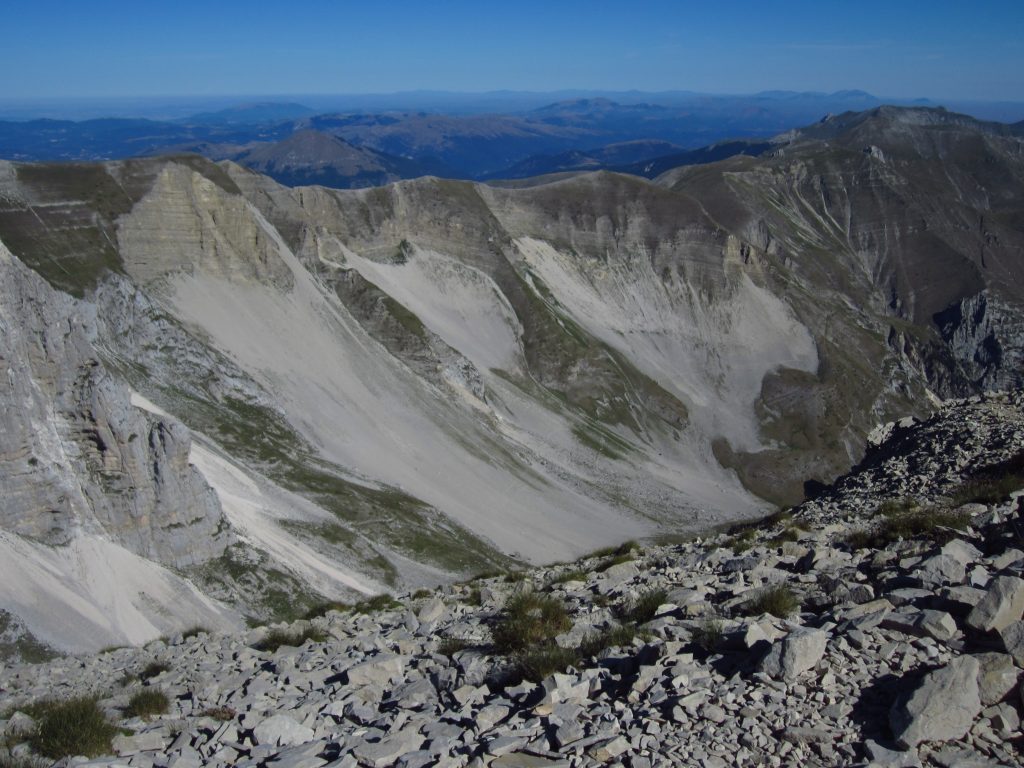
[
  {"x1": 3, "y1": 1, "x2": 1022, "y2": 104},
  {"x1": 2, "y1": 88, "x2": 1024, "y2": 125}
]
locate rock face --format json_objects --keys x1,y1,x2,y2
[
  {"x1": 890, "y1": 657, "x2": 982, "y2": 748},
  {"x1": 0, "y1": 241, "x2": 230, "y2": 568}
]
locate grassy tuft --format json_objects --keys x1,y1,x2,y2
[
  {"x1": 411, "y1": 589, "x2": 432, "y2": 599},
  {"x1": 949, "y1": 451, "x2": 1024, "y2": 505},
  {"x1": 515, "y1": 645, "x2": 580, "y2": 683},
  {"x1": 491, "y1": 593, "x2": 571, "y2": 654},
  {"x1": 691, "y1": 619, "x2": 724, "y2": 651},
  {"x1": 352, "y1": 594, "x2": 401, "y2": 614},
  {"x1": 138, "y1": 661, "x2": 170, "y2": 682},
  {"x1": 124, "y1": 689, "x2": 169, "y2": 719},
  {"x1": 252, "y1": 626, "x2": 326, "y2": 653},
  {"x1": 26, "y1": 697, "x2": 119, "y2": 759},
  {"x1": 742, "y1": 584, "x2": 799, "y2": 618},
  {"x1": 200, "y1": 706, "x2": 237, "y2": 722},
  {"x1": 847, "y1": 506, "x2": 970, "y2": 549},
  {"x1": 438, "y1": 637, "x2": 469, "y2": 657},
  {"x1": 618, "y1": 588, "x2": 668, "y2": 625},
  {"x1": 180, "y1": 626, "x2": 208, "y2": 640}
]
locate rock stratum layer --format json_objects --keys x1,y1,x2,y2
[{"x1": 0, "y1": 106, "x2": 1022, "y2": 652}]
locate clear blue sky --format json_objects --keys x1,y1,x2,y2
[{"x1": 2, "y1": 0, "x2": 1022, "y2": 101}]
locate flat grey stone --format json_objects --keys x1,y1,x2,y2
[
  {"x1": 915, "y1": 554, "x2": 965, "y2": 588},
  {"x1": 346, "y1": 653, "x2": 406, "y2": 686},
  {"x1": 974, "y1": 652, "x2": 1020, "y2": 706},
  {"x1": 351, "y1": 728, "x2": 424, "y2": 768},
  {"x1": 864, "y1": 739, "x2": 921, "y2": 767},
  {"x1": 252, "y1": 714, "x2": 315, "y2": 747},
  {"x1": 998, "y1": 619, "x2": 1024, "y2": 666},
  {"x1": 890, "y1": 656, "x2": 982, "y2": 748}
]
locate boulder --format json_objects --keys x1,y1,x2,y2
[
  {"x1": 915, "y1": 610, "x2": 958, "y2": 642},
  {"x1": 940, "y1": 539, "x2": 982, "y2": 566},
  {"x1": 252, "y1": 714, "x2": 315, "y2": 747},
  {"x1": 974, "y1": 652, "x2": 1020, "y2": 705},
  {"x1": 998, "y1": 619, "x2": 1024, "y2": 667},
  {"x1": 890, "y1": 656, "x2": 982, "y2": 748},
  {"x1": 351, "y1": 728, "x2": 425, "y2": 768},
  {"x1": 914, "y1": 554, "x2": 965, "y2": 588},
  {"x1": 759, "y1": 628, "x2": 827, "y2": 681},
  {"x1": 346, "y1": 653, "x2": 406, "y2": 686},
  {"x1": 966, "y1": 576, "x2": 1024, "y2": 633}
]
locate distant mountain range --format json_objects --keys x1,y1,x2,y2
[{"x1": 2, "y1": 90, "x2": 1023, "y2": 190}]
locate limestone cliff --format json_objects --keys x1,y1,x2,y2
[{"x1": 0, "y1": 239, "x2": 230, "y2": 568}]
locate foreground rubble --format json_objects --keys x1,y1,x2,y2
[{"x1": 2, "y1": 391, "x2": 1024, "y2": 767}]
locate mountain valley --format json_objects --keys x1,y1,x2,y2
[{"x1": 0, "y1": 106, "x2": 1022, "y2": 660}]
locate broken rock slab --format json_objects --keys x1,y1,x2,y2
[
  {"x1": 966, "y1": 576, "x2": 1024, "y2": 633},
  {"x1": 890, "y1": 656, "x2": 982, "y2": 749}
]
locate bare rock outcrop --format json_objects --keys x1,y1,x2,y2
[{"x1": 0, "y1": 239, "x2": 230, "y2": 568}]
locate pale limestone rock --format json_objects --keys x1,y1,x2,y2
[{"x1": 890, "y1": 656, "x2": 982, "y2": 748}]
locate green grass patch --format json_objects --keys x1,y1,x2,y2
[
  {"x1": 123, "y1": 689, "x2": 169, "y2": 719},
  {"x1": 351, "y1": 594, "x2": 401, "y2": 614},
  {"x1": 26, "y1": 697, "x2": 119, "y2": 759},
  {"x1": 138, "y1": 662, "x2": 170, "y2": 682},
  {"x1": 491, "y1": 593, "x2": 571, "y2": 654},
  {"x1": 617, "y1": 588, "x2": 668, "y2": 625},
  {"x1": 252, "y1": 626, "x2": 327, "y2": 653},
  {"x1": 742, "y1": 584, "x2": 799, "y2": 619},
  {"x1": 846, "y1": 505, "x2": 970, "y2": 549},
  {"x1": 691, "y1": 619, "x2": 724, "y2": 651},
  {"x1": 949, "y1": 450, "x2": 1024, "y2": 506},
  {"x1": 438, "y1": 637, "x2": 469, "y2": 657}
]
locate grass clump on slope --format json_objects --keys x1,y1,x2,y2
[
  {"x1": 123, "y1": 689, "x2": 169, "y2": 719},
  {"x1": 25, "y1": 697, "x2": 119, "y2": 760}
]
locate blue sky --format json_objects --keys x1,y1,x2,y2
[{"x1": 2, "y1": 0, "x2": 1022, "y2": 101}]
